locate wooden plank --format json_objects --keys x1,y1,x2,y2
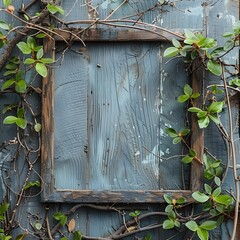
[
  {"x1": 190, "y1": 60, "x2": 204, "y2": 191},
  {"x1": 53, "y1": 28, "x2": 183, "y2": 42},
  {"x1": 42, "y1": 189, "x2": 193, "y2": 203},
  {"x1": 41, "y1": 39, "x2": 55, "y2": 198}
]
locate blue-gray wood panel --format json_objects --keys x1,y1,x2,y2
[{"x1": 53, "y1": 42, "x2": 187, "y2": 192}]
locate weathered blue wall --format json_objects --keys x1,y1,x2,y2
[{"x1": 0, "y1": 0, "x2": 239, "y2": 239}]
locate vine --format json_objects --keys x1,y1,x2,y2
[{"x1": 0, "y1": 0, "x2": 239, "y2": 240}]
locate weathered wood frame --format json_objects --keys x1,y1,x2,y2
[{"x1": 41, "y1": 28, "x2": 204, "y2": 203}]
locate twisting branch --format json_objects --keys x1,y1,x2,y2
[{"x1": 0, "y1": 8, "x2": 49, "y2": 71}]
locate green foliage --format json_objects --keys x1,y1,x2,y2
[
  {"x1": 188, "y1": 101, "x2": 224, "y2": 128},
  {"x1": 73, "y1": 231, "x2": 82, "y2": 240},
  {"x1": 129, "y1": 210, "x2": 141, "y2": 218},
  {"x1": 0, "y1": 204, "x2": 12, "y2": 240},
  {"x1": 3, "y1": 115, "x2": 27, "y2": 129},
  {"x1": 47, "y1": 3, "x2": 64, "y2": 15},
  {"x1": 185, "y1": 220, "x2": 218, "y2": 240},
  {"x1": 165, "y1": 127, "x2": 190, "y2": 144},
  {"x1": 181, "y1": 149, "x2": 196, "y2": 164},
  {"x1": 177, "y1": 84, "x2": 200, "y2": 103},
  {"x1": 53, "y1": 212, "x2": 68, "y2": 227},
  {"x1": 24, "y1": 181, "x2": 40, "y2": 190},
  {"x1": 3, "y1": 0, "x2": 12, "y2": 7},
  {"x1": 17, "y1": 36, "x2": 54, "y2": 77}
]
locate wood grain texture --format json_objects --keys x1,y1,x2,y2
[
  {"x1": 42, "y1": 41, "x2": 188, "y2": 202},
  {"x1": 53, "y1": 28, "x2": 183, "y2": 42},
  {"x1": 41, "y1": 39, "x2": 55, "y2": 197},
  {"x1": 190, "y1": 60, "x2": 204, "y2": 191},
  {"x1": 59, "y1": 0, "x2": 203, "y2": 31}
]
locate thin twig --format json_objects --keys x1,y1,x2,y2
[{"x1": 222, "y1": 65, "x2": 239, "y2": 240}]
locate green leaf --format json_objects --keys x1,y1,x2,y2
[
  {"x1": 197, "y1": 228, "x2": 208, "y2": 240},
  {"x1": 17, "y1": 42, "x2": 31, "y2": 54},
  {"x1": 207, "y1": 60, "x2": 222, "y2": 76},
  {"x1": 36, "y1": 33, "x2": 46, "y2": 38},
  {"x1": 223, "y1": 32, "x2": 233, "y2": 37},
  {"x1": 185, "y1": 220, "x2": 198, "y2": 231},
  {"x1": 17, "y1": 108, "x2": 24, "y2": 118},
  {"x1": 173, "y1": 137, "x2": 181, "y2": 144},
  {"x1": 204, "y1": 184, "x2": 212, "y2": 195},
  {"x1": 129, "y1": 210, "x2": 141, "y2": 217},
  {"x1": 214, "y1": 195, "x2": 233, "y2": 205},
  {"x1": 214, "y1": 176, "x2": 221, "y2": 186},
  {"x1": 163, "y1": 219, "x2": 175, "y2": 229},
  {"x1": 24, "y1": 180, "x2": 40, "y2": 190},
  {"x1": 229, "y1": 78, "x2": 240, "y2": 87},
  {"x1": 176, "y1": 197, "x2": 186, "y2": 204},
  {"x1": 212, "y1": 187, "x2": 221, "y2": 197},
  {"x1": 0, "y1": 21, "x2": 10, "y2": 30},
  {"x1": 144, "y1": 234, "x2": 152, "y2": 240},
  {"x1": 207, "y1": 101, "x2": 223, "y2": 113},
  {"x1": 189, "y1": 149, "x2": 196, "y2": 157},
  {"x1": 209, "y1": 114, "x2": 220, "y2": 125},
  {"x1": 172, "y1": 39, "x2": 181, "y2": 48},
  {"x1": 47, "y1": 3, "x2": 65, "y2": 15},
  {"x1": 223, "y1": 40, "x2": 234, "y2": 51},
  {"x1": 167, "y1": 209, "x2": 176, "y2": 220},
  {"x1": 3, "y1": 116, "x2": 18, "y2": 124},
  {"x1": 165, "y1": 128, "x2": 178, "y2": 138},
  {"x1": 34, "y1": 123, "x2": 42, "y2": 132},
  {"x1": 163, "y1": 194, "x2": 173, "y2": 204},
  {"x1": 1, "y1": 79, "x2": 15, "y2": 90},
  {"x1": 183, "y1": 84, "x2": 193, "y2": 96},
  {"x1": 15, "y1": 80, "x2": 27, "y2": 93},
  {"x1": 53, "y1": 212, "x2": 68, "y2": 226},
  {"x1": 184, "y1": 29, "x2": 196, "y2": 40},
  {"x1": 3, "y1": 70, "x2": 17, "y2": 76},
  {"x1": 188, "y1": 107, "x2": 202, "y2": 113},
  {"x1": 36, "y1": 48, "x2": 43, "y2": 60},
  {"x1": 192, "y1": 191, "x2": 209, "y2": 203},
  {"x1": 198, "y1": 116, "x2": 210, "y2": 129},
  {"x1": 24, "y1": 58, "x2": 35, "y2": 64},
  {"x1": 0, "y1": 203, "x2": 9, "y2": 214},
  {"x1": 163, "y1": 47, "x2": 179, "y2": 58},
  {"x1": 3, "y1": 0, "x2": 12, "y2": 7},
  {"x1": 15, "y1": 233, "x2": 27, "y2": 240},
  {"x1": 15, "y1": 118, "x2": 27, "y2": 129},
  {"x1": 181, "y1": 155, "x2": 193, "y2": 164},
  {"x1": 35, "y1": 63, "x2": 47, "y2": 77},
  {"x1": 24, "y1": 14, "x2": 30, "y2": 21},
  {"x1": 34, "y1": 222, "x2": 42, "y2": 230},
  {"x1": 179, "y1": 127, "x2": 190, "y2": 136},
  {"x1": 174, "y1": 220, "x2": 181, "y2": 228},
  {"x1": 27, "y1": 36, "x2": 36, "y2": 49},
  {"x1": 40, "y1": 58, "x2": 54, "y2": 64},
  {"x1": 5, "y1": 63, "x2": 17, "y2": 70},
  {"x1": 197, "y1": 111, "x2": 207, "y2": 118},
  {"x1": 192, "y1": 92, "x2": 200, "y2": 98},
  {"x1": 73, "y1": 231, "x2": 82, "y2": 240},
  {"x1": 165, "y1": 204, "x2": 173, "y2": 212},
  {"x1": 177, "y1": 95, "x2": 189, "y2": 103},
  {"x1": 200, "y1": 220, "x2": 217, "y2": 230}
]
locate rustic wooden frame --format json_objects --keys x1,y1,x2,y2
[{"x1": 41, "y1": 28, "x2": 204, "y2": 203}]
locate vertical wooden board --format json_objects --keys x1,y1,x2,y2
[
  {"x1": 87, "y1": 42, "x2": 161, "y2": 190},
  {"x1": 54, "y1": 45, "x2": 89, "y2": 190}
]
